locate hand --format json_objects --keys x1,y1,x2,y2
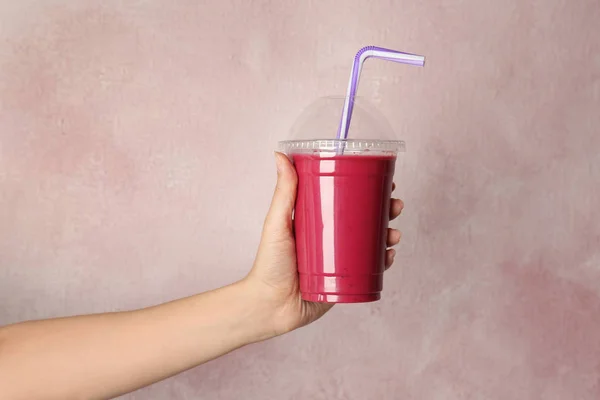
[
  {"x1": 0, "y1": 153, "x2": 402, "y2": 400},
  {"x1": 244, "y1": 152, "x2": 404, "y2": 337}
]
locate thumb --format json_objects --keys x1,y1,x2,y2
[{"x1": 263, "y1": 152, "x2": 298, "y2": 235}]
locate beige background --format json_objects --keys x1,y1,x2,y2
[{"x1": 1, "y1": 0, "x2": 600, "y2": 399}]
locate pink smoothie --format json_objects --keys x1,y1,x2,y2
[{"x1": 292, "y1": 153, "x2": 396, "y2": 303}]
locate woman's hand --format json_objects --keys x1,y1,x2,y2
[
  {"x1": 0, "y1": 152, "x2": 405, "y2": 400},
  {"x1": 245, "y1": 153, "x2": 404, "y2": 336}
]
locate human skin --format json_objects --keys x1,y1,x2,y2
[{"x1": 0, "y1": 153, "x2": 404, "y2": 400}]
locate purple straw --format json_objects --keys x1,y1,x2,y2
[{"x1": 336, "y1": 46, "x2": 425, "y2": 140}]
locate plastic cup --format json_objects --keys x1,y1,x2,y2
[{"x1": 279, "y1": 139, "x2": 404, "y2": 303}]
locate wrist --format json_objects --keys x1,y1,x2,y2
[{"x1": 229, "y1": 279, "x2": 280, "y2": 344}]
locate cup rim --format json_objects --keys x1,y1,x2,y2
[
  {"x1": 278, "y1": 139, "x2": 403, "y2": 144},
  {"x1": 278, "y1": 139, "x2": 406, "y2": 153}
]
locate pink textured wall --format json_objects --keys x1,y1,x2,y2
[{"x1": 1, "y1": 0, "x2": 599, "y2": 398}]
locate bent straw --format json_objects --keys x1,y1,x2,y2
[{"x1": 337, "y1": 46, "x2": 425, "y2": 140}]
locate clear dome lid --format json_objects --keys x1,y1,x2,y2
[{"x1": 289, "y1": 96, "x2": 399, "y2": 142}]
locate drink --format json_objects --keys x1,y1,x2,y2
[
  {"x1": 280, "y1": 44, "x2": 424, "y2": 303},
  {"x1": 281, "y1": 140, "x2": 401, "y2": 303}
]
